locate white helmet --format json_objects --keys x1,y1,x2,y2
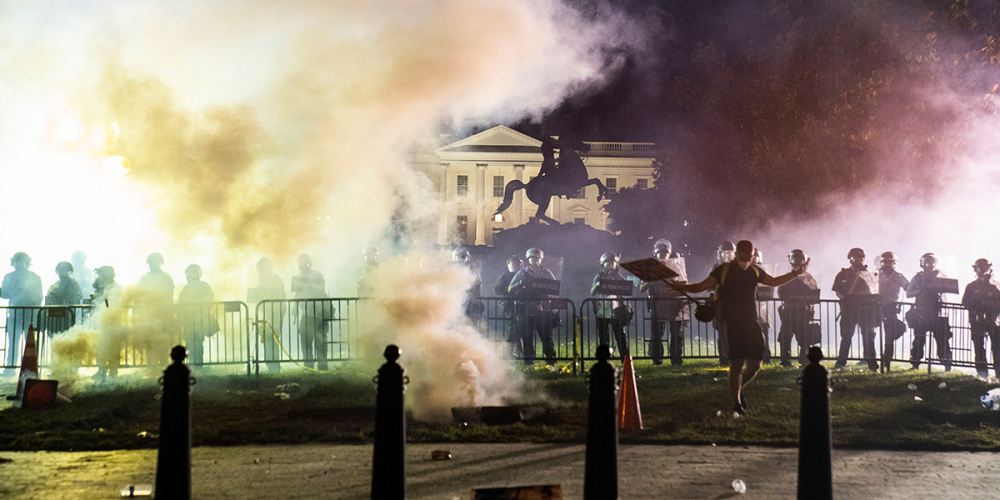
[
  {"x1": 600, "y1": 252, "x2": 620, "y2": 266},
  {"x1": 653, "y1": 239, "x2": 672, "y2": 259}
]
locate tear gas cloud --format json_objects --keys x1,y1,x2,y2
[
  {"x1": 624, "y1": 0, "x2": 1000, "y2": 289},
  {"x1": 0, "y1": 0, "x2": 650, "y2": 413},
  {"x1": 0, "y1": 0, "x2": 648, "y2": 289}
]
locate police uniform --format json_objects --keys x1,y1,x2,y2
[
  {"x1": 876, "y1": 268, "x2": 909, "y2": 370},
  {"x1": 831, "y1": 267, "x2": 879, "y2": 371},
  {"x1": 907, "y1": 270, "x2": 953, "y2": 370},
  {"x1": 509, "y1": 264, "x2": 558, "y2": 365},
  {"x1": 593, "y1": 268, "x2": 631, "y2": 361},
  {"x1": 178, "y1": 280, "x2": 216, "y2": 366},
  {"x1": 777, "y1": 272, "x2": 819, "y2": 366},
  {"x1": 962, "y1": 277, "x2": 1000, "y2": 378},
  {"x1": 495, "y1": 269, "x2": 522, "y2": 353},
  {"x1": 295, "y1": 269, "x2": 330, "y2": 371},
  {"x1": 44, "y1": 276, "x2": 83, "y2": 335},
  {"x1": 1, "y1": 267, "x2": 43, "y2": 370},
  {"x1": 639, "y1": 258, "x2": 689, "y2": 365}
]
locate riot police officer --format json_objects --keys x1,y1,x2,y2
[
  {"x1": 509, "y1": 248, "x2": 558, "y2": 366},
  {"x1": 495, "y1": 255, "x2": 524, "y2": 356},
  {"x1": 962, "y1": 259, "x2": 1000, "y2": 378},
  {"x1": 592, "y1": 252, "x2": 631, "y2": 360},
  {"x1": 44, "y1": 261, "x2": 83, "y2": 336},
  {"x1": 777, "y1": 249, "x2": 819, "y2": 367},
  {"x1": 640, "y1": 239, "x2": 689, "y2": 365},
  {"x1": 875, "y1": 251, "x2": 909, "y2": 372},
  {"x1": 906, "y1": 253, "x2": 953, "y2": 371},
  {"x1": 832, "y1": 248, "x2": 879, "y2": 371}
]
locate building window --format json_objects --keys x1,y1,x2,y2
[
  {"x1": 457, "y1": 175, "x2": 468, "y2": 196},
  {"x1": 456, "y1": 215, "x2": 468, "y2": 241},
  {"x1": 573, "y1": 187, "x2": 586, "y2": 199},
  {"x1": 605, "y1": 177, "x2": 617, "y2": 194},
  {"x1": 574, "y1": 217, "x2": 586, "y2": 225},
  {"x1": 493, "y1": 176, "x2": 504, "y2": 197},
  {"x1": 636, "y1": 178, "x2": 648, "y2": 190}
]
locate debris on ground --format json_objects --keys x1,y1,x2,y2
[{"x1": 980, "y1": 388, "x2": 1000, "y2": 410}]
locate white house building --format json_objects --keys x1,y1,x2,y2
[{"x1": 410, "y1": 125, "x2": 658, "y2": 247}]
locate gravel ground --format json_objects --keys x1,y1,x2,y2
[{"x1": 2, "y1": 443, "x2": 1000, "y2": 499}]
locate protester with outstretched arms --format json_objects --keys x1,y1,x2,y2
[{"x1": 676, "y1": 240, "x2": 806, "y2": 416}]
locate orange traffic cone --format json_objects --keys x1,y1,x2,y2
[
  {"x1": 617, "y1": 353, "x2": 643, "y2": 430},
  {"x1": 7, "y1": 325, "x2": 39, "y2": 402}
]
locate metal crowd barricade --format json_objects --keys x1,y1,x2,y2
[
  {"x1": 252, "y1": 298, "x2": 362, "y2": 374},
  {"x1": 574, "y1": 296, "x2": 982, "y2": 372},
  {"x1": 473, "y1": 297, "x2": 577, "y2": 369},
  {"x1": 174, "y1": 301, "x2": 252, "y2": 373},
  {"x1": 1, "y1": 306, "x2": 44, "y2": 370}
]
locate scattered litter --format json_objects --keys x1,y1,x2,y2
[
  {"x1": 274, "y1": 392, "x2": 290, "y2": 400},
  {"x1": 778, "y1": 387, "x2": 793, "y2": 391},
  {"x1": 713, "y1": 378, "x2": 719, "y2": 382},
  {"x1": 276, "y1": 383, "x2": 301, "y2": 394},
  {"x1": 253, "y1": 458, "x2": 260, "y2": 464},
  {"x1": 716, "y1": 410, "x2": 723, "y2": 417},
  {"x1": 711, "y1": 443, "x2": 717, "y2": 447},
  {"x1": 914, "y1": 396, "x2": 923, "y2": 401},
  {"x1": 732, "y1": 479, "x2": 746, "y2": 494},
  {"x1": 136, "y1": 431, "x2": 158, "y2": 439},
  {"x1": 980, "y1": 388, "x2": 1000, "y2": 411},
  {"x1": 119, "y1": 484, "x2": 152, "y2": 497},
  {"x1": 93, "y1": 428, "x2": 106, "y2": 433},
  {"x1": 907, "y1": 384, "x2": 918, "y2": 391},
  {"x1": 431, "y1": 450, "x2": 452, "y2": 460},
  {"x1": 938, "y1": 382, "x2": 947, "y2": 389}
]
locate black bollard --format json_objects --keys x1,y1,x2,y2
[
  {"x1": 155, "y1": 346, "x2": 192, "y2": 500},
  {"x1": 372, "y1": 345, "x2": 406, "y2": 500},
  {"x1": 798, "y1": 346, "x2": 833, "y2": 500},
  {"x1": 584, "y1": 344, "x2": 618, "y2": 500}
]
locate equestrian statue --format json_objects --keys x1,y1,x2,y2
[{"x1": 494, "y1": 136, "x2": 608, "y2": 226}]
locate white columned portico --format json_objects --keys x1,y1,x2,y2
[
  {"x1": 437, "y1": 163, "x2": 449, "y2": 244},
  {"x1": 513, "y1": 164, "x2": 524, "y2": 226},
  {"x1": 475, "y1": 163, "x2": 487, "y2": 246}
]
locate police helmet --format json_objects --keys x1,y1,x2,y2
[
  {"x1": 919, "y1": 253, "x2": 938, "y2": 271},
  {"x1": 878, "y1": 251, "x2": 897, "y2": 268},
  {"x1": 752, "y1": 249, "x2": 764, "y2": 265},
  {"x1": 146, "y1": 252, "x2": 164, "y2": 266},
  {"x1": 653, "y1": 239, "x2": 672, "y2": 259},
  {"x1": 363, "y1": 245, "x2": 379, "y2": 263},
  {"x1": 11, "y1": 252, "x2": 30, "y2": 267},
  {"x1": 185, "y1": 264, "x2": 202, "y2": 278},
  {"x1": 452, "y1": 246, "x2": 471, "y2": 263},
  {"x1": 847, "y1": 248, "x2": 866, "y2": 261},
  {"x1": 55, "y1": 261, "x2": 73, "y2": 274},
  {"x1": 95, "y1": 266, "x2": 115, "y2": 279},
  {"x1": 974, "y1": 258, "x2": 992, "y2": 278},
  {"x1": 507, "y1": 255, "x2": 524, "y2": 272},
  {"x1": 526, "y1": 248, "x2": 544, "y2": 260},
  {"x1": 297, "y1": 253, "x2": 313, "y2": 267},
  {"x1": 600, "y1": 252, "x2": 620, "y2": 266},
  {"x1": 717, "y1": 241, "x2": 736, "y2": 263},
  {"x1": 788, "y1": 249, "x2": 808, "y2": 267}
]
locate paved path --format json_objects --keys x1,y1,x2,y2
[{"x1": 1, "y1": 443, "x2": 999, "y2": 499}]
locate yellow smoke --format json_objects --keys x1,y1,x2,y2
[{"x1": 363, "y1": 253, "x2": 522, "y2": 422}]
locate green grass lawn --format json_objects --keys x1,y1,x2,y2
[{"x1": 2, "y1": 359, "x2": 1000, "y2": 451}]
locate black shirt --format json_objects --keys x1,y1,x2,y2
[{"x1": 710, "y1": 262, "x2": 772, "y2": 324}]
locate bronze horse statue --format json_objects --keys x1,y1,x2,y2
[{"x1": 494, "y1": 136, "x2": 607, "y2": 225}]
